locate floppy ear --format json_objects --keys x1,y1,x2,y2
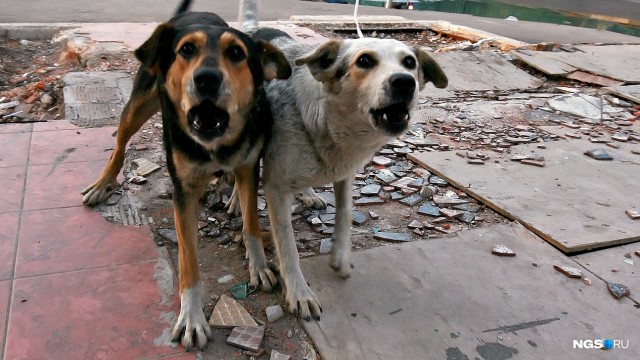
[
  {"x1": 294, "y1": 39, "x2": 342, "y2": 82},
  {"x1": 134, "y1": 23, "x2": 176, "y2": 76},
  {"x1": 414, "y1": 48, "x2": 448, "y2": 89},
  {"x1": 257, "y1": 41, "x2": 291, "y2": 81}
]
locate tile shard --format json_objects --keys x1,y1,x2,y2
[
  {"x1": 492, "y1": 245, "x2": 516, "y2": 257},
  {"x1": 226, "y1": 325, "x2": 264, "y2": 352},
  {"x1": 553, "y1": 265, "x2": 582, "y2": 279},
  {"x1": 209, "y1": 294, "x2": 258, "y2": 328},
  {"x1": 607, "y1": 281, "x2": 631, "y2": 300}
]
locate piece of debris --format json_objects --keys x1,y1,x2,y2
[
  {"x1": 520, "y1": 159, "x2": 545, "y2": 167},
  {"x1": 584, "y1": 148, "x2": 613, "y2": 161},
  {"x1": 492, "y1": 245, "x2": 516, "y2": 257},
  {"x1": 408, "y1": 220, "x2": 422, "y2": 229},
  {"x1": 607, "y1": 281, "x2": 631, "y2": 300},
  {"x1": 0, "y1": 100, "x2": 20, "y2": 110},
  {"x1": 439, "y1": 208, "x2": 463, "y2": 219},
  {"x1": 547, "y1": 94, "x2": 603, "y2": 120},
  {"x1": 352, "y1": 211, "x2": 368, "y2": 226},
  {"x1": 583, "y1": 278, "x2": 592, "y2": 286},
  {"x1": 360, "y1": 184, "x2": 381, "y2": 196},
  {"x1": 432, "y1": 195, "x2": 468, "y2": 207},
  {"x1": 319, "y1": 238, "x2": 332, "y2": 254},
  {"x1": 467, "y1": 159, "x2": 485, "y2": 165},
  {"x1": 368, "y1": 210, "x2": 379, "y2": 220},
  {"x1": 399, "y1": 193, "x2": 424, "y2": 207},
  {"x1": 217, "y1": 274, "x2": 235, "y2": 284},
  {"x1": 229, "y1": 283, "x2": 248, "y2": 300},
  {"x1": 553, "y1": 265, "x2": 582, "y2": 279},
  {"x1": 265, "y1": 304, "x2": 285, "y2": 323},
  {"x1": 417, "y1": 202, "x2": 440, "y2": 217},
  {"x1": 611, "y1": 267, "x2": 619, "y2": 272},
  {"x1": 611, "y1": 132, "x2": 630, "y2": 142},
  {"x1": 623, "y1": 259, "x2": 634, "y2": 266},
  {"x1": 375, "y1": 169, "x2": 397, "y2": 184},
  {"x1": 129, "y1": 175, "x2": 147, "y2": 184},
  {"x1": 226, "y1": 325, "x2": 264, "y2": 352},
  {"x1": 625, "y1": 209, "x2": 640, "y2": 220},
  {"x1": 209, "y1": 294, "x2": 258, "y2": 328},
  {"x1": 132, "y1": 158, "x2": 161, "y2": 176},
  {"x1": 373, "y1": 232, "x2": 412, "y2": 242},
  {"x1": 271, "y1": 350, "x2": 291, "y2": 360},
  {"x1": 635, "y1": 250, "x2": 640, "y2": 257},
  {"x1": 354, "y1": 197, "x2": 385, "y2": 205},
  {"x1": 372, "y1": 155, "x2": 393, "y2": 166}
]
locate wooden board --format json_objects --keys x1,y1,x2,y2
[
  {"x1": 605, "y1": 84, "x2": 640, "y2": 104},
  {"x1": 512, "y1": 45, "x2": 640, "y2": 83},
  {"x1": 408, "y1": 137, "x2": 640, "y2": 253},
  {"x1": 302, "y1": 223, "x2": 638, "y2": 360},
  {"x1": 428, "y1": 50, "x2": 543, "y2": 92}
]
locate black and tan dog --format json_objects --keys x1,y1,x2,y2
[{"x1": 81, "y1": 0, "x2": 290, "y2": 350}]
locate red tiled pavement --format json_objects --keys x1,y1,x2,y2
[
  {"x1": 29, "y1": 127, "x2": 117, "y2": 165},
  {"x1": 0, "y1": 120, "x2": 185, "y2": 359},
  {"x1": 0, "y1": 213, "x2": 19, "y2": 281},
  {"x1": 16, "y1": 206, "x2": 159, "y2": 278},
  {"x1": 0, "y1": 132, "x2": 31, "y2": 168},
  {"x1": 4, "y1": 259, "x2": 186, "y2": 360},
  {"x1": 0, "y1": 166, "x2": 26, "y2": 214},
  {"x1": 23, "y1": 159, "x2": 119, "y2": 211}
]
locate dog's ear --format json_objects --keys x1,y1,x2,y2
[
  {"x1": 135, "y1": 23, "x2": 176, "y2": 76},
  {"x1": 414, "y1": 48, "x2": 448, "y2": 89},
  {"x1": 257, "y1": 41, "x2": 291, "y2": 81},
  {"x1": 294, "y1": 40, "x2": 343, "y2": 82}
]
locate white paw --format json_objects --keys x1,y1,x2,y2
[
  {"x1": 248, "y1": 256, "x2": 279, "y2": 291},
  {"x1": 329, "y1": 245, "x2": 353, "y2": 279},
  {"x1": 299, "y1": 193, "x2": 327, "y2": 209},
  {"x1": 284, "y1": 276, "x2": 322, "y2": 321},
  {"x1": 81, "y1": 177, "x2": 119, "y2": 206},
  {"x1": 171, "y1": 286, "x2": 212, "y2": 351}
]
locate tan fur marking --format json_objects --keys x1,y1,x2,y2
[
  {"x1": 234, "y1": 164, "x2": 262, "y2": 239},
  {"x1": 218, "y1": 32, "x2": 254, "y2": 147}
]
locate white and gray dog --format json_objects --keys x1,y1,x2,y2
[{"x1": 238, "y1": 0, "x2": 448, "y2": 321}]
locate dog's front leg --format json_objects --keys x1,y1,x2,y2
[
  {"x1": 265, "y1": 185, "x2": 322, "y2": 321},
  {"x1": 234, "y1": 164, "x2": 278, "y2": 290},
  {"x1": 170, "y1": 162, "x2": 212, "y2": 350},
  {"x1": 330, "y1": 174, "x2": 355, "y2": 278}
]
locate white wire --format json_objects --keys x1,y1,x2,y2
[{"x1": 354, "y1": 0, "x2": 364, "y2": 38}]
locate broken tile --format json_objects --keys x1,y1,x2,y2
[
  {"x1": 432, "y1": 195, "x2": 468, "y2": 207},
  {"x1": 270, "y1": 350, "x2": 291, "y2": 360},
  {"x1": 354, "y1": 197, "x2": 384, "y2": 205},
  {"x1": 372, "y1": 156, "x2": 393, "y2": 166},
  {"x1": 394, "y1": 147, "x2": 411, "y2": 154},
  {"x1": 439, "y1": 208, "x2": 463, "y2": 219},
  {"x1": 265, "y1": 305, "x2": 285, "y2": 323},
  {"x1": 453, "y1": 203, "x2": 479, "y2": 212},
  {"x1": 401, "y1": 187, "x2": 418, "y2": 195},
  {"x1": 390, "y1": 192, "x2": 405, "y2": 201},
  {"x1": 352, "y1": 211, "x2": 368, "y2": 226},
  {"x1": 408, "y1": 220, "x2": 422, "y2": 229},
  {"x1": 132, "y1": 158, "x2": 161, "y2": 177},
  {"x1": 319, "y1": 213, "x2": 335, "y2": 225},
  {"x1": 408, "y1": 178, "x2": 425, "y2": 189},
  {"x1": 230, "y1": 283, "x2": 248, "y2": 300},
  {"x1": 417, "y1": 203, "x2": 441, "y2": 217},
  {"x1": 404, "y1": 137, "x2": 439, "y2": 147},
  {"x1": 373, "y1": 232, "x2": 412, "y2": 242},
  {"x1": 368, "y1": 210, "x2": 379, "y2": 220},
  {"x1": 492, "y1": 245, "x2": 516, "y2": 257},
  {"x1": 635, "y1": 250, "x2": 640, "y2": 257},
  {"x1": 434, "y1": 224, "x2": 459, "y2": 234},
  {"x1": 456, "y1": 211, "x2": 476, "y2": 224},
  {"x1": 226, "y1": 326, "x2": 264, "y2": 352},
  {"x1": 429, "y1": 175, "x2": 448, "y2": 187},
  {"x1": 360, "y1": 184, "x2": 381, "y2": 196},
  {"x1": 209, "y1": 294, "x2": 258, "y2": 328},
  {"x1": 584, "y1": 148, "x2": 613, "y2": 160},
  {"x1": 375, "y1": 169, "x2": 397, "y2": 184},
  {"x1": 625, "y1": 209, "x2": 640, "y2": 220},
  {"x1": 467, "y1": 159, "x2": 485, "y2": 165},
  {"x1": 611, "y1": 132, "x2": 629, "y2": 142},
  {"x1": 520, "y1": 159, "x2": 545, "y2": 167},
  {"x1": 605, "y1": 142, "x2": 620, "y2": 149},
  {"x1": 607, "y1": 281, "x2": 631, "y2": 300},
  {"x1": 553, "y1": 265, "x2": 582, "y2": 279},
  {"x1": 391, "y1": 176, "x2": 416, "y2": 189},
  {"x1": 399, "y1": 193, "x2": 424, "y2": 207}
]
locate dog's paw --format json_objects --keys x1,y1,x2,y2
[
  {"x1": 172, "y1": 288, "x2": 212, "y2": 351},
  {"x1": 81, "y1": 177, "x2": 119, "y2": 206},
  {"x1": 285, "y1": 278, "x2": 322, "y2": 321},
  {"x1": 330, "y1": 248, "x2": 354, "y2": 279},
  {"x1": 225, "y1": 186, "x2": 242, "y2": 215},
  {"x1": 299, "y1": 190, "x2": 327, "y2": 210},
  {"x1": 248, "y1": 257, "x2": 279, "y2": 291}
]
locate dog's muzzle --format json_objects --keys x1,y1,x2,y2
[{"x1": 187, "y1": 100, "x2": 229, "y2": 140}]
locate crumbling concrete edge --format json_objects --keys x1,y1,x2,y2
[{"x1": 0, "y1": 23, "x2": 79, "y2": 40}]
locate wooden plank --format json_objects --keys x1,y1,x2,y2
[
  {"x1": 429, "y1": 51, "x2": 542, "y2": 92},
  {"x1": 302, "y1": 223, "x2": 638, "y2": 360},
  {"x1": 511, "y1": 50, "x2": 576, "y2": 76},
  {"x1": 605, "y1": 84, "x2": 640, "y2": 104},
  {"x1": 408, "y1": 136, "x2": 640, "y2": 253}
]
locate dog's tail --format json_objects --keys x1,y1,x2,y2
[
  {"x1": 238, "y1": 0, "x2": 259, "y2": 34},
  {"x1": 175, "y1": 0, "x2": 193, "y2": 16}
]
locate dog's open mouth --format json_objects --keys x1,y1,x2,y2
[
  {"x1": 187, "y1": 100, "x2": 229, "y2": 139},
  {"x1": 370, "y1": 103, "x2": 410, "y2": 136}
]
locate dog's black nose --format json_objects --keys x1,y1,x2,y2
[
  {"x1": 193, "y1": 68, "x2": 222, "y2": 96},
  {"x1": 389, "y1": 73, "x2": 416, "y2": 101}
]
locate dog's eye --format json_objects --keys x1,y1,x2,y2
[
  {"x1": 226, "y1": 45, "x2": 246, "y2": 63},
  {"x1": 179, "y1": 43, "x2": 197, "y2": 59},
  {"x1": 402, "y1": 56, "x2": 416, "y2": 70},
  {"x1": 356, "y1": 54, "x2": 376, "y2": 69}
]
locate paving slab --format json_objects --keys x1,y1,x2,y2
[
  {"x1": 605, "y1": 84, "x2": 640, "y2": 104},
  {"x1": 301, "y1": 223, "x2": 638, "y2": 360},
  {"x1": 424, "y1": 50, "x2": 543, "y2": 98},
  {"x1": 512, "y1": 45, "x2": 640, "y2": 83},
  {"x1": 409, "y1": 136, "x2": 640, "y2": 253}
]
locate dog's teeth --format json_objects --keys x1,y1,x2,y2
[{"x1": 383, "y1": 114, "x2": 388, "y2": 121}]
